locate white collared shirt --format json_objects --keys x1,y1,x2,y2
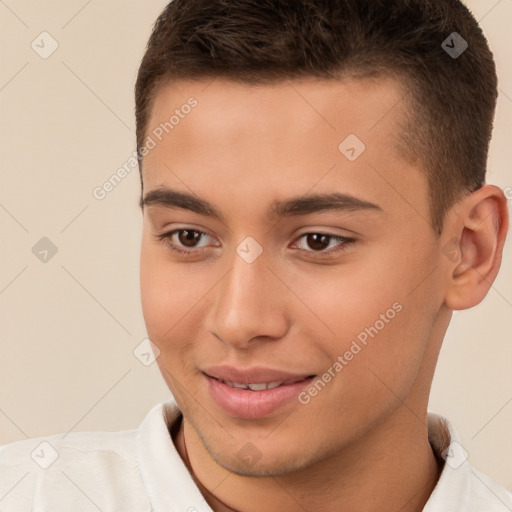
[{"x1": 1, "y1": 397, "x2": 511, "y2": 511}]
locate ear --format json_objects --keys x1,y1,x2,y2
[{"x1": 444, "y1": 185, "x2": 509, "y2": 310}]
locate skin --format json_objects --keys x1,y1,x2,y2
[{"x1": 139, "y1": 77, "x2": 508, "y2": 512}]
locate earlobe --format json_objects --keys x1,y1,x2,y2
[{"x1": 444, "y1": 185, "x2": 509, "y2": 310}]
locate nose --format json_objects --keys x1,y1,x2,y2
[{"x1": 205, "y1": 248, "x2": 290, "y2": 349}]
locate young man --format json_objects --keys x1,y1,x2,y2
[{"x1": 1, "y1": 0, "x2": 511, "y2": 510}]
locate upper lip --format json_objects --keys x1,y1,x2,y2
[{"x1": 203, "y1": 365, "x2": 315, "y2": 384}]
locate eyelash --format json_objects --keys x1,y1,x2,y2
[{"x1": 155, "y1": 229, "x2": 355, "y2": 259}]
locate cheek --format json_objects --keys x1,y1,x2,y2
[
  {"x1": 140, "y1": 242, "x2": 170, "y2": 336},
  {"x1": 140, "y1": 246, "x2": 201, "y2": 401},
  {"x1": 288, "y1": 254, "x2": 407, "y2": 341},
  {"x1": 296, "y1": 249, "x2": 437, "y2": 397},
  {"x1": 140, "y1": 241, "x2": 193, "y2": 348},
  {"x1": 139, "y1": 239, "x2": 219, "y2": 368}
]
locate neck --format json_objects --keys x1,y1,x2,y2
[{"x1": 172, "y1": 408, "x2": 443, "y2": 512}]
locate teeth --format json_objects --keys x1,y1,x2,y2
[
  {"x1": 228, "y1": 381, "x2": 248, "y2": 390},
  {"x1": 221, "y1": 380, "x2": 284, "y2": 390},
  {"x1": 247, "y1": 383, "x2": 268, "y2": 391},
  {"x1": 265, "y1": 381, "x2": 283, "y2": 389}
]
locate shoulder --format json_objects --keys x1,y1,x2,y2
[
  {"x1": 0, "y1": 424, "x2": 150, "y2": 511},
  {"x1": 0, "y1": 427, "x2": 138, "y2": 466},
  {"x1": 465, "y1": 464, "x2": 512, "y2": 511}
]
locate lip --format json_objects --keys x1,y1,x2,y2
[
  {"x1": 202, "y1": 366, "x2": 315, "y2": 419},
  {"x1": 203, "y1": 365, "x2": 313, "y2": 384}
]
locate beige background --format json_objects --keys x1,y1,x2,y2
[{"x1": 0, "y1": 0, "x2": 511, "y2": 490}]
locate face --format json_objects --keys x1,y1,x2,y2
[{"x1": 139, "y1": 77, "x2": 449, "y2": 476}]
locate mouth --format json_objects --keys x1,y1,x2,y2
[
  {"x1": 207, "y1": 375, "x2": 314, "y2": 391},
  {"x1": 202, "y1": 367, "x2": 316, "y2": 419}
]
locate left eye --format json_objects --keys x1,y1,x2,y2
[
  {"x1": 293, "y1": 233, "x2": 352, "y2": 253},
  {"x1": 156, "y1": 229, "x2": 354, "y2": 256}
]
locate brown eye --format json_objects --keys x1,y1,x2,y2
[
  {"x1": 293, "y1": 232, "x2": 356, "y2": 258},
  {"x1": 155, "y1": 228, "x2": 215, "y2": 255},
  {"x1": 177, "y1": 229, "x2": 203, "y2": 248},
  {"x1": 305, "y1": 233, "x2": 331, "y2": 251}
]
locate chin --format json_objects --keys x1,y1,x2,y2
[
  {"x1": 213, "y1": 453, "x2": 307, "y2": 478},
  {"x1": 203, "y1": 435, "x2": 320, "y2": 478}
]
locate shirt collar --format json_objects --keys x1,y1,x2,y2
[
  {"x1": 136, "y1": 398, "x2": 212, "y2": 512},
  {"x1": 423, "y1": 412, "x2": 512, "y2": 511},
  {"x1": 423, "y1": 412, "x2": 470, "y2": 509}
]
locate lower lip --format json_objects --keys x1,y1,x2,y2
[{"x1": 204, "y1": 374, "x2": 314, "y2": 419}]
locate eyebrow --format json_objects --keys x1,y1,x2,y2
[{"x1": 141, "y1": 187, "x2": 382, "y2": 222}]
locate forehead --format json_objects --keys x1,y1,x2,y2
[
  {"x1": 146, "y1": 76, "x2": 407, "y2": 151},
  {"x1": 142, "y1": 77, "x2": 427, "y2": 226}
]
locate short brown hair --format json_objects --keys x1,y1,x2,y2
[{"x1": 135, "y1": 0, "x2": 498, "y2": 233}]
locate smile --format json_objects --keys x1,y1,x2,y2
[
  {"x1": 204, "y1": 371, "x2": 315, "y2": 419},
  {"x1": 210, "y1": 376, "x2": 309, "y2": 391}
]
